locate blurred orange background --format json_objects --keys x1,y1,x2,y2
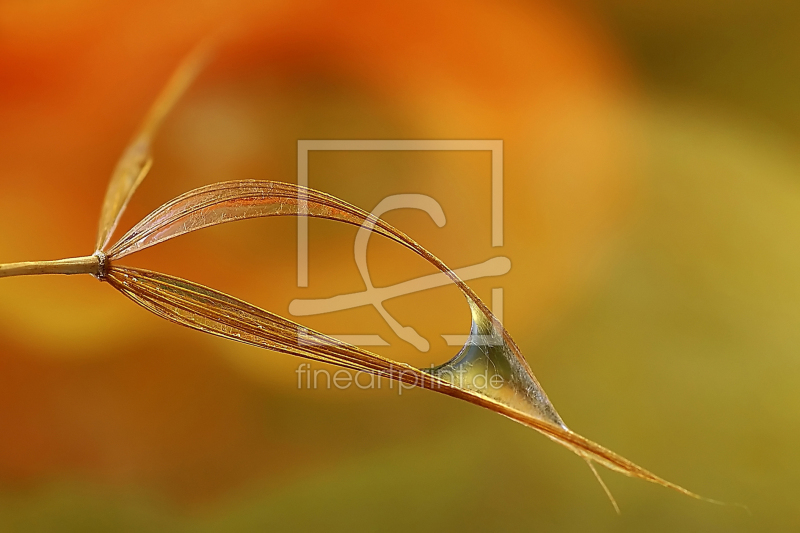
[{"x1": 1, "y1": 0, "x2": 798, "y2": 531}]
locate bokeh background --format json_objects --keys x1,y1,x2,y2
[{"x1": 1, "y1": 0, "x2": 799, "y2": 531}]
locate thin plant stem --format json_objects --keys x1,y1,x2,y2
[{"x1": 0, "y1": 255, "x2": 101, "y2": 279}]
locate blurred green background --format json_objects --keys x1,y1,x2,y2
[{"x1": 0, "y1": 0, "x2": 799, "y2": 531}]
